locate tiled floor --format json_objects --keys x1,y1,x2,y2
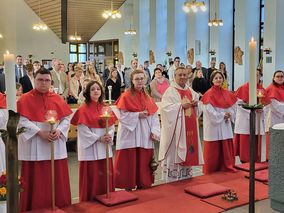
[{"x1": 66, "y1": 129, "x2": 279, "y2": 212}]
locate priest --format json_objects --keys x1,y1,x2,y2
[
  {"x1": 159, "y1": 67, "x2": 203, "y2": 182},
  {"x1": 17, "y1": 68, "x2": 72, "y2": 212},
  {"x1": 0, "y1": 93, "x2": 7, "y2": 173}
]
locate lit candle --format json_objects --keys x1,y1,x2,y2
[
  {"x1": 249, "y1": 37, "x2": 257, "y2": 105},
  {"x1": 107, "y1": 85, "x2": 112, "y2": 104},
  {"x1": 4, "y1": 51, "x2": 17, "y2": 111}
]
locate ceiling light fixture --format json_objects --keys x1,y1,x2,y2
[
  {"x1": 33, "y1": 0, "x2": 48, "y2": 31},
  {"x1": 208, "y1": 1, "x2": 223, "y2": 27},
  {"x1": 124, "y1": 24, "x2": 136, "y2": 35},
  {"x1": 102, "y1": 1, "x2": 122, "y2": 19},
  {"x1": 0, "y1": 34, "x2": 3, "y2": 39},
  {"x1": 183, "y1": 0, "x2": 206, "y2": 13}
]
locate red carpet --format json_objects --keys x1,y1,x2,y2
[
  {"x1": 201, "y1": 177, "x2": 268, "y2": 210},
  {"x1": 63, "y1": 171, "x2": 268, "y2": 213}
]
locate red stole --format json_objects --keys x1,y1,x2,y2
[
  {"x1": 17, "y1": 89, "x2": 72, "y2": 122},
  {"x1": 71, "y1": 101, "x2": 117, "y2": 128},
  {"x1": 201, "y1": 86, "x2": 237, "y2": 108},
  {"x1": 0, "y1": 93, "x2": 6, "y2": 109},
  {"x1": 115, "y1": 89, "x2": 158, "y2": 115},
  {"x1": 176, "y1": 88, "x2": 199, "y2": 166},
  {"x1": 234, "y1": 82, "x2": 271, "y2": 105},
  {"x1": 266, "y1": 83, "x2": 284, "y2": 102}
]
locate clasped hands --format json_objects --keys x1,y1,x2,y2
[
  {"x1": 182, "y1": 100, "x2": 198, "y2": 109},
  {"x1": 224, "y1": 112, "x2": 232, "y2": 122},
  {"x1": 38, "y1": 129, "x2": 61, "y2": 142},
  {"x1": 99, "y1": 134, "x2": 112, "y2": 144}
]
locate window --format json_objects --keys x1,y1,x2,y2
[{"x1": 69, "y1": 43, "x2": 87, "y2": 63}]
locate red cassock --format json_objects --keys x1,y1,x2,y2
[
  {"x1": 17, "y1": 89, "x2": 72, "y2": 212},
  {"x1": 0, "y1": 93, "x2": 6, "y2": 109},
  {"x1": 71, "y1": 101, "x2": 117, "y2": 201},
  {"x1": 201, "y1": 86, "x2": 237, "y2": 174},
  {"x1": 265, "y1": 83, "x2": 284, "y2": 160},
  {"x1": 114, "y1": 89, "x2": 158, "y2": 189},
  {"x1": 233, "y1": 83, "x2": 271, "y2": 163}
]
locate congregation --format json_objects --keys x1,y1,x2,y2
[{"x1": 0, "y1": 54, "x2": 283, "y2": 212}]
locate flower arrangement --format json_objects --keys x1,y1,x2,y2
[{"x1": 0, "y1": 172, "x2": 24, "y2": 201}]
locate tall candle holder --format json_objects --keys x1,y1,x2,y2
[
  {"x1": 256, "y1": 89, "x2": 265, "y2": 159},
  {"x1": 45, "y1": 110, "x2": 58, "y2": 211},
  {"x1": 95, "y1": 105, "x2": 138, "y2": 206},
  {"x1": 99, "y1": 106, "x2": 113, "y2": 199}
]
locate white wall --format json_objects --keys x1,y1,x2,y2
[{"x1": 0, "y1": 0, "x2": 69, "y2": 65}]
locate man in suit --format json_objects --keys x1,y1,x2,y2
[
  {"x1": 116, "y1": 62, "x2": 125, "y2": 89},
  {"x1": 0, "y1": 65, "x2": 5, "y2": 93},
  {"x1": 124, "y1": 59, "x2": 138, "y2": 88},
  {"x1": 193, "y1": 61, "x2": 208, "y2": 80},
  {"x1": 144, "y1": 60, "x2": 151, "y2": 89},
  {"x1": 50, "y1": 59, "x2": 69, "y2": 100},
  {"x1": 102, "y1": 63, "x2": 114, "y2": 85},
  {"x1": 15, "y1": 55, "x2": 26, "y2": 82},
  {"x1": 19, "y1": 64, "x2": 34, "y2": 93},
  {"x1": 207, "y1": 60, "x2": 217, "y2": 88}
]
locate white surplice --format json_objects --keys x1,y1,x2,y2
[
  {"x1": 18, "y1": 115, "x2": 71, "y2": 161},
  {"x1": 158, "y1": 82, "x2": 203, "y2": 182},
  {"x1": 77, "y1": 124, "x2": 115, "y2": 161},
  {"x1": 0, "y1": 109, "x2": 8, "y2": 173},
  {"x1": 115, "y1": 110, "x2": 160, "y2": 150},
  {"x1": 202, "y1": 103, "x2": 236, "y2": 141},
  {"x1": 234, "y1": 98, "x2": 268, "y2": 135},
  {"x1": 265, "y1": 98, "x2": 284, "y2": 132}
]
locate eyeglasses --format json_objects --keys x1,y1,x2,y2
[
  {"x1": 36, "y1": 78, "x2": 51, "y2": 83},
  {"x1": 134, "y1": 78, "x2": 144, "y2": 81},
  {"x1": 275, "y1": 75, "x2": 284, "y2": 78}
]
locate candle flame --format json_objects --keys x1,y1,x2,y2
[
  {"x1": 251, "y1": 37, "x2": 254, "y2": 42},
  {"x1": 6, "y1": 50, "x2": 9, "y2": 55}
]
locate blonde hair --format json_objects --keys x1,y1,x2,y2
[{"x1": 130, "y1": 69, "x2": 149, "y2": 95}]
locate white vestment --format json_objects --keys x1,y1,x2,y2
[
  {"x1": 265, "y1": 98, "x2": 284, "y2": 132},
  {"x1": 202, "y1": 103, "x2": 236, "y2": 141},
  {"x1": 234, "y1": 99, "x2": 268, "y2": 135},
  {"x1": 18, "y1": 115, "x2": 71, "y2": 161},
  {"x1": 158, "y1": 82, "x2": 203, "y2": 182},
  {"x1": 0, "y1": 109, "x2": 8, "y2": 173},
  {"x1": 77, "y1": 124, "x2": 115, "y2": 161},
  {"x1": 115, "y1": 110, "x2": 160, "y2": 150}
]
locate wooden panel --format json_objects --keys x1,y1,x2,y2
[{"x1": 24, "y1": 0, "x2": 126, "y2": 42}]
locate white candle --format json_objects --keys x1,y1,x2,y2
[
  {"x1": 4, "y1": 51, "x2": 17, "y2": 111},
  {"x1": 108, "y1": 85, "x2": 112, "y2": 104},
  {"x1": 249, "y1": 37, "x2": 257, "y2": 105}
]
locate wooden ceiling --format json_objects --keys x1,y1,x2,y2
[{"x1": 24, "y1": 0, "x2": 126, "y2": 43}]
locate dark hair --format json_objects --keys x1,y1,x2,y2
[
  {"x1": 156, "y1": 64, "x2": 162, "y2": 67},
  {"x1": 219, "y1": 62, "x2": 227, "y2": 79},
  {"x1": 33, "y1": 61, "x2": 40, "y2": 65},
  {"x1": 34, "y1": 68, "x2": 51, "y2": 78},
  {"x1": 51, "y1": 80, "x2": 54, "y2": 86},
  {"x1": 169, "y1": 61, "x2": 174, "y2": 66},
  {"x1": 25, "y1": 63, "x2": 34, "y2": 71},
  {"x1": 272, "y1": 70, "x2": 284, "y2": 87},
  {"x1": 16, "y1": 55, "x2": 22, "y2": 59},
  {"x1": 174, "y1": 57, "x2": 180, "y2": 61},
  {"x1": 83, "y1": 81, "x2": 105, "y2": 104},
  {"x1": 210, "y1": 70, "x2": 224, "y2": 86},
  {"x1": 154, "y1": 67, "x2": 162, "y2": 75},
  {"x1": 144, "y1": 61, "x2": 149, "y2": 64}
]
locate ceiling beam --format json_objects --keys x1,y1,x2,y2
[{"x1": 61, "y1": 0, "x2": 67, "y2": 43}]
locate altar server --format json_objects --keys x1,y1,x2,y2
[
  {"x1": 201, "y1": 70, "x2": 237, "y2": 174},
  {"x1": 234, "y1": 69, "x2": 271, "y2": 163},
  {"x1": 71, "y1": 81, "x2": 117, "y2": 201},
  {"x1": 17, "y1": 68, "x2": 72, "y2": 212},
  {"x1": 114, "y1": 69, "x2": 160, "y2": 190},
  {"x1": 265, "y1": 70, "x2": 284, "y2": 160},
  {"x1": 0, "y1": 93, "x2": 7, "y2": 173}
]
